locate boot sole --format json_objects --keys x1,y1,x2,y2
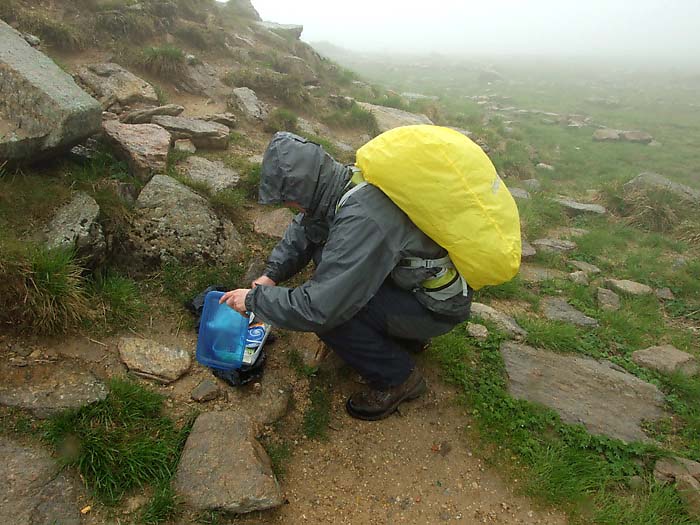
[{"x1": 346, "y1": 379, "x2": 427, "y2": 421}]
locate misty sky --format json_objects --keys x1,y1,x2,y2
[{"x1": 241, "y1": 0, "x2": 700, "y2": 60}]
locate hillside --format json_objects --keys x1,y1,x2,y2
[{"x1": 1, "y1": 1, "x2": 700, "y2": 524}]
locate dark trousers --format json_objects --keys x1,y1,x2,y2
[{"x1": 318, "y1": 281, "x2": 464, "y2": 388}]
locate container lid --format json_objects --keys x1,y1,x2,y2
[{"x1": 195, "y1": 291, "x2": 248, "y2": 370}]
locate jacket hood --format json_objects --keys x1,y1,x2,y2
[{"x1": 260, "y1": 132, "x2": 351, "y2": 222}]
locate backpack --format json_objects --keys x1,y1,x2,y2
[{"x1": 353, "y1": 125, "x2": 521, "y2": 291}]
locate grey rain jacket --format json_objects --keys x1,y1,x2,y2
[{"x1": 245, "y1": 132, "x2": 472, "y2": 333}]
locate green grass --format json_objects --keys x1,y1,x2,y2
[
  {"x1": 90, "y1": 272, "x2": 145, "y2": 329},
  {"x1": 286, "y1": 348, "x2": 319, "y2": 377},
  {"x1": 322, "y1": 103, "x2": 379, "y2": 136},
  {"x1": 260, "y1": 438, "x2": 291, "y2": 479},
  {"x1": 303, "y1": 385, "x2": 331, "y2": 440},
  {"x1": 14, "y1": 10, "x2": 87, "y2": 50},
  {"x1": 160, "y1": 261, "x2": 244, "y2": 307},
  {"x1": 265, "y1": 108, "x2": 299, "y2": 134},
  {"x1": 43, "y1": 379, "x2": 193, "y2": 507},
  {"x1": 142, "y1": 46, "x2": 187, "y2": 78}
]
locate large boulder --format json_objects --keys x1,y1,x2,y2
[
  {"x1": 621, "y1": 130, "x2": 653, "y2": 144},
  {"x1": 124, "y1": 175, "x2": 243, "y2": 269},
  {"x1": 225, "y1": 0, "x2": 262, "y2": 20},
  {"x1": 275, "y1": 55, "x2": 317, "y2": 84},
  {"x1": 501, "y1": 342, "x2": 669, "y2": 442},
  {"x1": 632, "y1": 345, "x2": 698, "y2": 376},
  {"x1": 593, "y1": 128, "x2": 621, "y2": 142},
  {"x1": 103, "y1": 121, "x2": 171, "y2": 181},
  {"x1": 151, "y1": 115, "x2": 229, "y2": 149},
  {"x1": 230, "y1": 87, "x2": 269, "y2": 121},
  {"x1": 44, "y1": 192, "x2": 106, "y2": 266},
  {"x1": 76, "y1": 63, "x2": 158, "y2": 110},
  {"x1": 257, "y1": 21, "x2": 303, "y2": 40},
  {"x1": 176, "y1": 62, "x2": 228, "y2": 99},
  {"x1": 623, "y1": 172, "x2": 700, "y2": 204},
  {"x1": 357, "y1": 102, "x2": 433, "y2": 132},
  {"x1": 0, "y1": 438, "x2": 81, "y2": 525},
  {"x1": 173, "y1": 411, "x2": 283, "y2": 513},
  {"x1": 0, "y1": 20, "x2": 101, "y2": 163},
  {"x1": 252, "y1": 208, "x2": 295, "y2": 239}
]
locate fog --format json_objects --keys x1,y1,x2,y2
[{"x1": 244, "y1": 0, "x2": 700, "y2": 65}]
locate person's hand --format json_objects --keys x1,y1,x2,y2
[
  {"x1": 219, "y1": 289, "x2": 251, "y2": 315},
  {"x1": 251, "y1": 275, "x2": 276, "y2": 288}
]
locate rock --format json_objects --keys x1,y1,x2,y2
[
  {"x1": 628, "y1": 475, "x2": 645, "y2": 491},
  {"x1": 448, "y1": 127, "x2": 474, "y2": 139},
  {"x1": 467, "y1": 323, "x2": 489, "y2": 340},
  {"x1": 655, "y1": 287, "x2": 675, "y2": 301},
  {"x1": 229, "y1": 367, "x2": 292, "y2": 426},
  {"x1": 500, "y1": 342, "x2": 669, "y2": 442},
  {"x1": 531, "y1": 238, "x2": 577, "y2": 253},
  {"x1": 22, "y1": 33, "x2": 41, "y2": 46},
  {"x1": 541, "y1": 297, "x2": 598, "y2": 327},
  {"x1": 230, "y1": 87, "x2": 269, "y2": 121},
  {"x1": 275, "y1": 55, "x2": 317, "y2": 84},
  {"x1": 76, "y1": 63, "x2": 158, "y2": 110},
  {"x1": 178, "y1": 156, "x2": 240, "y2": 194},
  {"x1": 174, "y1": 139, "x2": 196, "y2": 153},
  {"x1": 522, "y1": 179, "x2": 542, "y2": 192},
  {"x1": 623, "y1": 173, "x2": 700, "y2": 204},
  {"x1": 103, "y1": 121, "x2": 171, "y2": 181},
  {"x1": 177, "y1": 62, "x2": 228, "y2": 99},
  {"x1": 605, "y1": 278, "x2": 653, "y2": 296},
  {"x1": 225, "y1": 0, "x2": 261, "y2": 20},
  {"x1": 253, "y1": 208, "x2": 294, "y2": 239},
  {"x1": 0, "y1": 20, "x2": 102, "y2": 163},
  {"x1": 69, "y1": 137, "x2": 100, "y2": 164},
  {"x1": 519, "y1": 264, "x2": 567, "y2": 283},
  {"x1": 621, "y1": 131, "x2": 653, "y2": 144},
  {"x1": 124, "y1": 175, "x2": 243, "y2": 269},
  {"x1": 676, "y1": 475, "x2": 700, "y2": 519},
  {"x1": 357, "y1": 102, "x2": 433, "y2": 132},
  {"x1": 191, "y1": 379, "x2": 220, "y2": 402},
  {"x1": 470, "y1": 303, "x2": 527, "y2": 339},
  {"x1": 257, "y1": 21, "x2": 304, "y2": 39},
  {"x1": 289, "y1": 332, "x2": 329, "y2": 369},
  {"x1": 0, "y1": 361, "x2": 107, "y2": 418},
  {"x1": 204, "y1": 113, "x2": 238, "y2": 128},
  {"x1": 521, "y1": 238, "x2": 536, "y2": 260},
  {"x1": 597, "y1": 287, "x2": 621, "y2": 311},
  {"x1": 550, "y1": 227, "x2": 590, "y2": 238},
  {"x1": 593, "y1": 128, "x2": 621, "y2": 142},
  {"x1": 654, "y1": 457, "x2": 700, "y2": 484},
  {"x1": 569, "y1": 271, "x2": 589, "y2": 285},
  {"x1": 45, "y1": 192, "x2": 105, "y2": 266},
  {"x1": 118, "y1": 337, "x2": 191, "y2": 383},
  {"x1": 0, "y1": 438, "x2": 81, "y2": 525},
  {"x1": 568, "y1": 260, "x2": 601, "y2": 275},
  {"x1": 173, "y1": 411, "x2": 283, "y2": 513},
  {"x1": 632, "y1": 345, "x2": 698, "y2": 376},
  {"x1": 509, "y1": 187, "x2": 530, "y2": 200},
  {"x1": 242, "y1": 257, "x2": 267, "y2": 287},
  {"x1": 536, "y1": 163, "x2": 554, "y2": 171},
  {"x1": 552, "y1": 197, "x2": 607, "y2": 216},
  {"x1": 120, "y1": 104, "x2": 184, "y2": 124},
  {"x1": 152, "y1": 116, "x2": 229, "y2": 150}
]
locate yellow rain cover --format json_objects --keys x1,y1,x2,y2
[{"x1": 356, "y1": 125, "x2": 521, "y2": 290}]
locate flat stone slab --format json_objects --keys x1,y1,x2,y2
[
  {"x1": 467, "y1": 322, "x2": 489, "y2": 340},
  {"x1": 500, "y1": 342, "x2": 669, "y2": 442},
  {"x1": 191, "y1": 379, "x2": 220, "y2": 402},
  {"x1": 568, "y1": 260, "x2": 601, "y2": 275},
  {"x1": 76, "y1": 63, "x2": 157, "y2": 110},
  {"x1": 357, "y1": 101, "x2": 433, "y2": 132},
  {"x1": 532, "y1": 238, "x2": 577, "y2": 253},
  {"x1": 0, "y1": 438, "x2": 81, "y2": 525},
  {"x1": 654, "y1": 457, "x2": 700, "y2": 484},
  {"x1": 253, "y1": 208, "x2": 294, "y2": 239},
  {"x1": 552, "y1": 197, "x2": 606, "y2": 216},
  {"x1": 597, "y1": 287, "x2": 621, "y2": 311},
  {"x1": 632, "y1": 345, "x2": 698, "y2": 376},
  {"x1": 103, "y1": 121, "x2": 171, "y2": 181},
  {"x1": 521, "y1": 238, "x2": 536, "y2": 260},
  {"x1": 593, "y1": 128, "x2": 621, "y2": 141},
  {"x1": 120, "y1": 104, "x2": 184, "y2": 124},
  {"x1": 152, "y1": 115, "x2": 229, "y2": 149},
  {"x1": 621, "y1": 131, "x2": 653, "y2": 144},
  {"x1": 118, "y1": 337, "x2": 191, "y2": 383},
  {"x1": 0, "y1": 20, "x2": 101, "y2": 163},
  {"x1": 178, "y1": 156, "x2": 240, "y2": 194},
  {"x1": 541, "y1": 297, "x2": 598, "y2": 327},
  {"x1": 519, "y1": 264, "x2": 567, "y2": 283},
  {"x1": 470, "y1": 303, "x2": 527, "y2": 339},
  {"x1": 173, "y1": 411, "x2": 283, "y2": 513},
  {"x1": 605, "y1": 278, "x2": 653, "y2": 296},
  {"x1": 0, "y1": 361, "x2": 107, "y2": 418}
]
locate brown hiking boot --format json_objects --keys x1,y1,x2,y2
[{"x1": 346, "y1": 368, "x2": 427, "y2": 421}]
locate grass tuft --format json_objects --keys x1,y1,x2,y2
[
  {"x1": 43, "y1": 379, "x2": 193, "y2": 505},
  {"x1": 265, "y1": 108, "x2": 299, "y2": 134},
  {"x1": 303, "y1": 385, "x2": 331, "y2": 440},
  {"x1": 142, "y1": 46, "x2": 187, "y2": 79}
]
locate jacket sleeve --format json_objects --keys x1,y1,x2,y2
[
  {"x1": 263, "y1": 213, "x2": 315, "y2": 284},
  {"x1": 246, "y1": 210, "x2": 399, "y2": 332}
]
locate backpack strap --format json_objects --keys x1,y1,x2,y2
[{"x1": 399, "y1": 255, "x2": 453, "y2": 269}]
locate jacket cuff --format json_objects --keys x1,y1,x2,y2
[
  {"x1": 245, "y1": 287, "x2": 257, "y2": 313},
  {"x1": 264, "y1": 265, "x2": 283, "y2": 284}
]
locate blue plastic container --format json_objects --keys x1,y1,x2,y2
[{"x1": 196, "y1": 291, "x2": 249, "y2": 370}]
